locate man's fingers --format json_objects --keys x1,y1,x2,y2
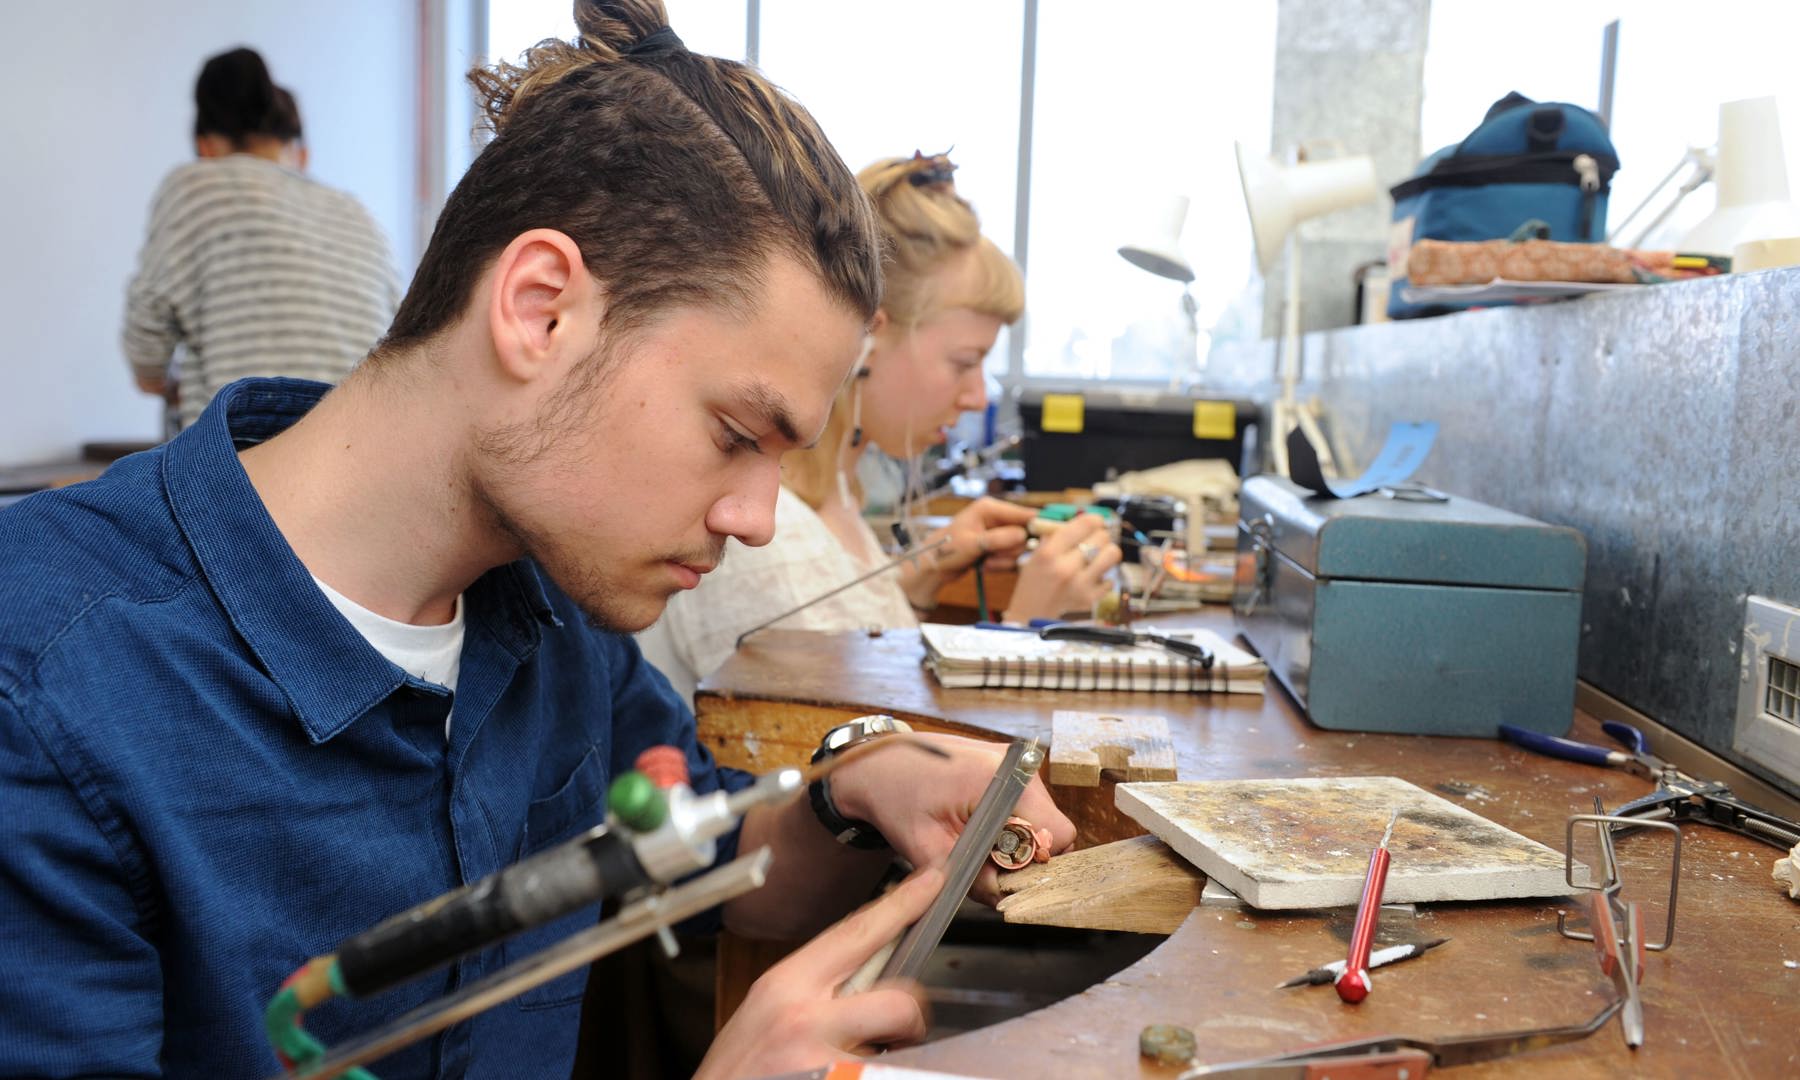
[
  {"x1": 780, "y1": 867, "x2": 945, "y2": 986},
  {"x1": 1014, "y1": 778, "x2": 1078, "y2": 854},
  {"x1": 828, "y1": 983, "x2": 930, "y2": 1050},
  {"x1": 968, "y1": 862, "x2": 1002, "y2": 906}
]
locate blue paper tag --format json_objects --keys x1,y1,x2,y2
[{"x1": 1288, "y1": 421, "x2": 1438, "y2": 499}]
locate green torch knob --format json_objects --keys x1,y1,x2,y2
[{"x1": 608, "y1": 770, "x2": 667, "y2": 833}]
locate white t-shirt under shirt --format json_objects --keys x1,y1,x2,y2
[
  {"x1": 313, "y1": 575, "x2": 465, "y2": 736},
  {"x1": 638, "y1": 485, "x2": 918, "y2": 702}
]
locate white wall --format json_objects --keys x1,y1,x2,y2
[{"x1": 0, "y1": 1, "x2": 418, "y2": 465}]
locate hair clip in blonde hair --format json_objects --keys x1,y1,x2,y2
[{"x1": 908, "y1": 150, "x2": 958, "y2": 188}]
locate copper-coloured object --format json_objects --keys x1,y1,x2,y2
[{"x1": 990, "y1": 816, "x2": 1040, "y2": 870}]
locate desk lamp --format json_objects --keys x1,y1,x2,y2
[
  {"x1": 1235, "y1": 142, "x2": 1379, "y2": 476},
  {"x1": 1677, "y1": 96, "x2": 1800, "y2": 259},
  {"x1": 1118, "y1": 195, "x2": 1202, "y2": 386}
]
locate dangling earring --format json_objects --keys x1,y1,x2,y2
[
  {"x1": 848, "y1": 377, "x2": 866, "y2": 448},
  {"x1": 848, "y1": 334, "x2": 874, "y2": 448},
  {"x1": 837, "y1": 375, "x2": 869, "y2": 507}
]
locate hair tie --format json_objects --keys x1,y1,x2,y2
[{"x1": 627, "y1": 25, "x2": 686, "y2": 57}]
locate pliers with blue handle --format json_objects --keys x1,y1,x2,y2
[
  {"x1": 1498, "y1": 720, "x2": 1666, "y2": 778},
  {"x1": 1498, "y1": 721, "x2": 1800, "y2": 850}
]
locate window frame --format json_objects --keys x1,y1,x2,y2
[{"x1": 454, "y1": 0, "x2": 1211, "y2": 413}]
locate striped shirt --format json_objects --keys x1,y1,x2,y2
[{"x1": 123, "y1": 155, "x2": 400, "y2": 428}]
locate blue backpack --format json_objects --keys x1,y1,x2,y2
[{"x1": 1388, "y1": 92, "x2": 1619, "y2": 319}]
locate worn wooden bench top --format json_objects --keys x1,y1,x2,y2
[{"x1": 696, "y1": 613, "x2": 1800, "y2": 1078}]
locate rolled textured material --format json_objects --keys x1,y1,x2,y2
[{"x1": 1406, "y1": 237, "x2": 1664, "y2": 285}]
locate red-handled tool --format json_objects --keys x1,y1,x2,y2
[{"x1": 1335, "y1": 808, "x2": 1399, "y2": 1004}]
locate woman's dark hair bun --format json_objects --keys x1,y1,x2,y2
[{"x1": 193, "y1": 46, "x2": 281, "y2": 144}]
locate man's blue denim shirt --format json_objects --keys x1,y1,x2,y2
[{"x1": 0, "y1": 378, "x2": 750, "y2": 1078}]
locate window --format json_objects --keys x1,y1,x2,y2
[
  {"x1": 757, "y1": 1, "x2": 1023, "y2": 254},
  {"x1": 488, "y1": 0, "x2": 747, "y2": 68},
  {"x1": 1422, "y1": 1, "x2": 1800, "y2": 247},
  {"x1": 758, "y1": 0, "x2": 1025, "y2": 386},
  {"x1": 474, "y1": 1, "x2": 1278, "y2": 391},
  {"x1": 1024, "y1": 2, "x2": 1276, "y2": 382}
]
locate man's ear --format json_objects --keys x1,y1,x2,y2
[{"x1": 486, "y1": 229, "x2": 596, "y2": 385}]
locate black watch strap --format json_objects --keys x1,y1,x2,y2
[{"x1": 808, "y1": 774, "x2": 890, "y2": 850}]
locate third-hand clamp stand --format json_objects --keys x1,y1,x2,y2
[
  {"x1": 1558, "y1": 799, "x2": 1682, "y2": 1049},
  {"x1": 1610, "y1": 769, "x2": 1800, "y2": 850}
]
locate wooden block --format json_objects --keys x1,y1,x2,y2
[
  {"x1": 1048, "y1": 710, "x2": 1177, "y2": 787},
  {"x1": 1115, "y1": 776, "x2": 1572, "y2": 910},
  {"x1": 997, "y1": 835, "x2": 1205, "y2": 934}
]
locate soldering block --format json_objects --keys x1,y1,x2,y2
[{"x1": 1118, "y1": 776, "x2": 1574, "y2": 909}]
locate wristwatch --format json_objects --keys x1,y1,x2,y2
[{"x1": 808, "y1": 714, "x2": 912, "y2": 849}]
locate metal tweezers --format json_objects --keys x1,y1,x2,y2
[
  {"x1": 1179, "y1": 997, "x2": 1623, "y2": 1078},
  {"x1": 875, "y1": 739, "x2": 1043, "y2": 983},
  {"x1": 1558, "y1": 799, "x2": 1682, "y2": 1048}
]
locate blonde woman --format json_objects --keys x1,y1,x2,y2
[{"x1": 642, "y1": 153, "x2": 1122, "y2": 699}]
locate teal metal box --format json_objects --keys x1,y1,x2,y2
[{"x1": 1233, "y1": 476, "x2": 1585, "y2": 737}]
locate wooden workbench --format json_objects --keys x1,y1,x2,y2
[{"x1": 695, "y1": 611, "x2": 1800, "y2": 1079}]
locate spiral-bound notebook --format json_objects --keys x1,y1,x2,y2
[{"x1": 920, "y1": 624, "x2": 1267, "y2": 694}]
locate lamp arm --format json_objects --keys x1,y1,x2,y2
[
  {"x1": 1167, "y1": 285, "x2": 1202, "y2": 393},
  {"x1": 1607, "y1": 147, "x2": 1714, "y2": 246}
]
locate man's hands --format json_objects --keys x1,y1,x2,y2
[
  {"x1": 711, "y1": 734, "x2": 1074, "y2": 1075},
  {"x1": 727, "y1": 733, "x2": 1077, "y2": 938},
  {"x1": 695, "y1": 868, "x2": 943, "y2": 1080},
  {"x1": 828, "y1": 733, "x2": 1076, "y2": 905},
  {"x1": 1002, "y1": 513, "x2": 1122, "y2": 624}
]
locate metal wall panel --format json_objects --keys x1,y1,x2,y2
[{"x1": 1208, "y1": 267, "x2": 1800, "y2": 794}]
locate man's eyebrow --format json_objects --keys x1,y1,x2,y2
[{"x1": 732, "y1": 378, "x2": 803, "y2": 447}]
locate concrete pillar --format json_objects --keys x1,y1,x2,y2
[{"x1": 1262, "y1": 0, "x2": 1430, "y2": 336}]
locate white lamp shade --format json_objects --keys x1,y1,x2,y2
[
  {"x1": 1236, "y1": 142, "x2": 1381, "y2": 272},
  {"x1": 1118, "y1": 195, "x2": 1196, "y2": 283},
  {"x1": 1679, "y1": 96, "x2": 1800, "y2": 257}
]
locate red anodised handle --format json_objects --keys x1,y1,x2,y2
[{"x1": 1335, "y1": 843, "x2": 1392, "y2": 1004}]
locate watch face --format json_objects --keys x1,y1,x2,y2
[{"x1": 818, "y1": 715, "x2": 912, "y2": 760}]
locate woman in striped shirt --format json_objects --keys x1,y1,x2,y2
[{"x1": 123, "y1": 47, "x2": 399, "y2": 431}]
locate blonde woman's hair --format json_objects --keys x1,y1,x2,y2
[{"x1": 786, "y1": 153, "x2": 1024, "y2": 510}]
